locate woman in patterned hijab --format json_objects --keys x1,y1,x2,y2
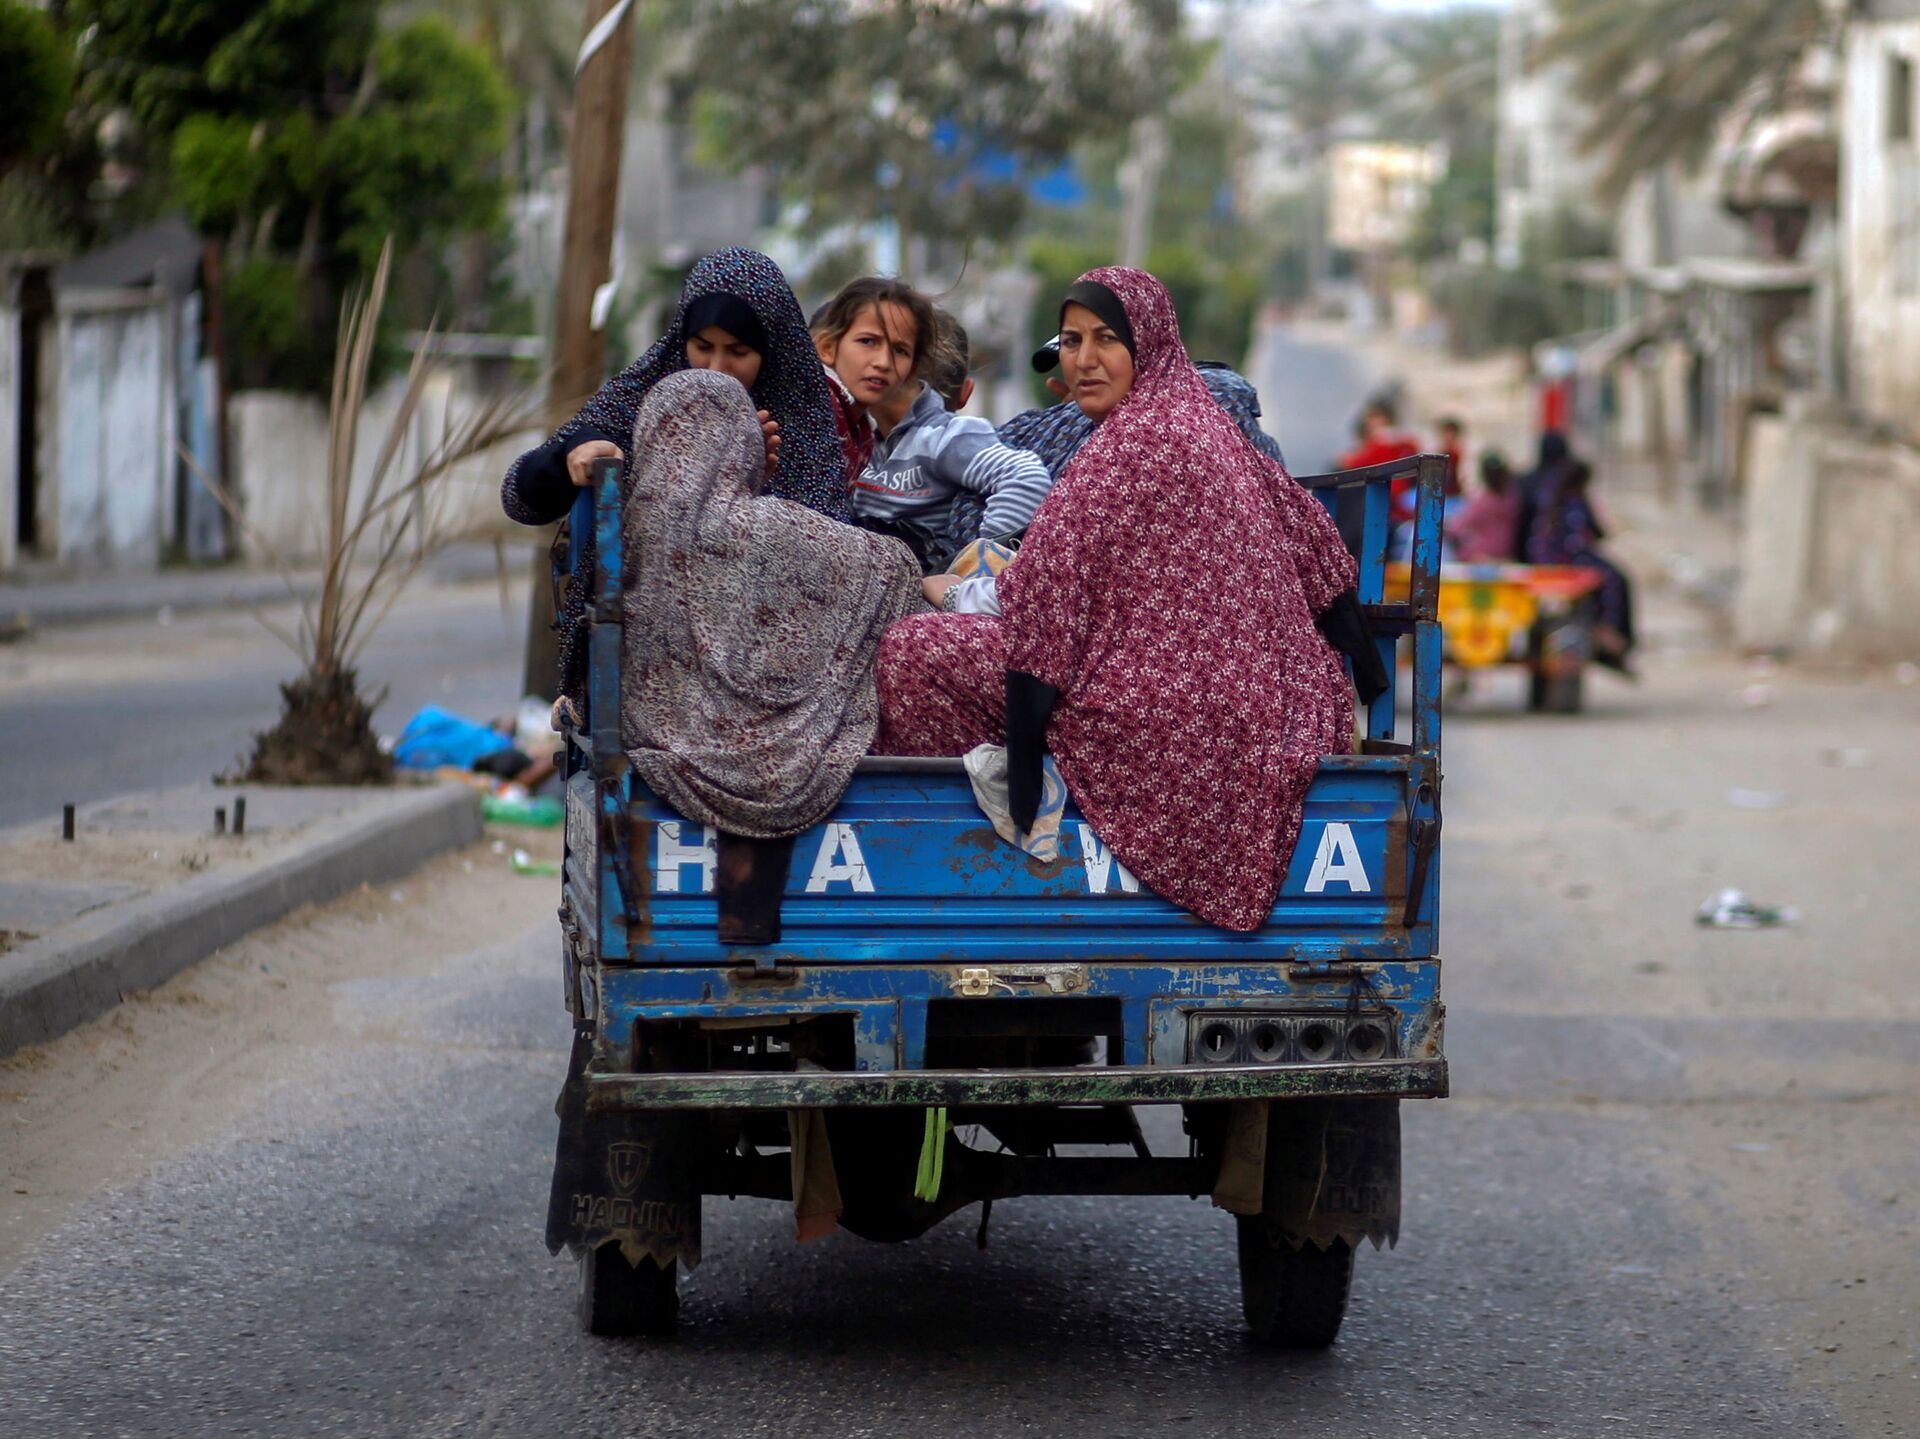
[
  {"x1": 622, "y1": 369, "x2": 920, "y2": 838},
  {"x1": 875, "y1": 266, "x2": 1358, "y2": 932},
  {"x1": 501, "y1": 247, "x2": 848, "y2": 703}
]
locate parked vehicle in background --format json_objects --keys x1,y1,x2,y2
[{"x1": 1388, "y1": 561, "x2": 1603, "y2": 713}]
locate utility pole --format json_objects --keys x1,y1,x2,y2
[
  {"x1": 1117, "y1": 114, "x2": 1168, "y2": 269},
  {"x1": 522, "y1": 0, "x2": 637, "y2": 701}
]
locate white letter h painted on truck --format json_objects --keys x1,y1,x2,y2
[{"x1": 654, "y1": 821, "x2": 716, "y2": 893}]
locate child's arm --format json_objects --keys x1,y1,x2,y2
[{"x1": 932, "y1": 418, "x2": 1056, "y2": 540}]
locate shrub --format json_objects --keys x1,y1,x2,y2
[{"x1": 0, "y1": 2, "x2": 73, "y2": 173}]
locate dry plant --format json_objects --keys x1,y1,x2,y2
[{"x1": 197, "y1": 239, "x2": 546, "y2": 784}]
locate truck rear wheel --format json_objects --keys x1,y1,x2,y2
[
  {"x1": 1235, "y1": 1220, "x2": 1355, "y2": 1349},
  {"x1": 578, "y1": 1244, "x2": 679, "y2": 1337}
]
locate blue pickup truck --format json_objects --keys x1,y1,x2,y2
[{"x1": 545, "y1": 452, "x2": 1449, "y2": 1349}]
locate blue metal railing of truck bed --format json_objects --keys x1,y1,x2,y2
[{"x1": 566, "y1": 450, "x2": 1446, "y2": 971}]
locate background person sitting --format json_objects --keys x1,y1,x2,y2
[
  {"x1": 1446, "y1": 452, "x2": 1519, "y2": 564},
  {"x1": 1521, "y1": 457, "x2": 1637, "y2": 675},
  {"x1": 1436, "y1": 415, "x2": 1466, "y2": 499},
  {"x1": 1338, "y1": 397, "x2": 1421, "y2": 527}
]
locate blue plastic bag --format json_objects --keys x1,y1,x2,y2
[{"x1": 392, "y1": 705, "x2": 513, "y2": 770}]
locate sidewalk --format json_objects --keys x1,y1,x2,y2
[
  {"x1": 0, "y1": 541, "x2": 522, "y2": 633},
  {"x1": 0, "y1": 781, "x2": 483, "y2": 1057}
]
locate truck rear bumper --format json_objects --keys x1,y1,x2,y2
[{"x1": 584, "y1": 1057, "x2": 1448, "y2": 1111}]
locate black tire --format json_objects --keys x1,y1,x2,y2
[
  {"x1": 1236, "y1": 1218, "x2": 1355, "y2": 1349},
  {"x1": 578, "y1": 1243, "x2": 679, "y2": 1337},
  {"x1": 1537, "y1": 665, "x2": 1584, "y2": 714},
  {"x1": 1529, "y1": 610, "x2": 1590, "y2": 715}
]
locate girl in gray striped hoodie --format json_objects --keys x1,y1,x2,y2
[{"x1": 849, "y1": 313, "x2": 1054, "y2": 573}]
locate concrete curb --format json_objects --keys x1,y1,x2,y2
[
  {"x1": 0, "y1": 785, "x2": 483, "y2": 1058},
  {"x1": 0, "y1": 571, "x2": 315, "y2": 632},
  {"x1": 0, "y1": 543, "x2": 517, "y2": 632}
]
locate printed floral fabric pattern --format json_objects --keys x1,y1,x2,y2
[
  {"x1": 623, "y1": 371, "x2": 920, "y2": 838},
  {"x1": 501, "y1": 246, "x2": 848, "y2": 701},
  {"x1": 876, "y1": 267, "x2": 1356, "y2": 932}
]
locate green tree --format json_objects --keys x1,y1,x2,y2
[
  {"x1": 1540, "y1": 0, "x2": 1832, "y2": 203},
  {"x1": 672, "y1": 0, "x2": 1179, "y2": 268},
  {"x1": 73, "y1": 1, "x2": 515, "y2": 389},
  {"x1": 0, "y1": 0, "x2": 73, "y2": 176}
]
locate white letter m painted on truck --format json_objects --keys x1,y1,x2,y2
[{"x1": 1079, "y1": 824, "x2": 1140, "y2": 895}]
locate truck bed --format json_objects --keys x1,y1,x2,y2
[
  {"x1": 568, "y1": 754, "x2": 1437, "y2": 967},
  {"x1": 559, "y1": 453, "x2": 1449, "y2": 1108}
]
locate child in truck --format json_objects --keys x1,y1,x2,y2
[
  {"x1": 810, "y1": 277, "x2": 934, "y2": 490},
  {"x1": 849, "y1": 310, "x2": 1054, "y2": 573}
]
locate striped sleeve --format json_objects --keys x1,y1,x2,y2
[{"x1": 931, "y1": 418, "x2": 1056, "y2": 540}]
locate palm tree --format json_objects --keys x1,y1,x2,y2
[
  {"x1": 1379, "y1": 6, "x2": 1501, "y2": 164},
  {"x1": 1539, "y1": 0, "x2": 1833, "y2": 204},
  {"x1": 1257, "y1": 12, "x2": 1383, "y2": 288},
  {"x1": 201, "y1": 242, "x2": 545, "y2": 784}
]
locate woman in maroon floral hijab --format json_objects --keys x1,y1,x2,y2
[{"x1": 874, "y1": 266, "x2": 1359, "y2": 932}]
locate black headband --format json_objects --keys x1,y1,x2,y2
[
  {"x1": 1060, "y1": 280, "x2": 1135, "y2": 360},
  {"x1": 682, "y1": 292, "x2": 767, "y2": 356}
]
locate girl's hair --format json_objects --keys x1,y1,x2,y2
[{"x1": 810, "y1": 277, "x2": 935, "y2": 376}]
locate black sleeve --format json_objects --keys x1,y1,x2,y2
[
  {"x1": 1005, "y1": 670, "x2": 1061, "y2": 833},
  {"x1": 503, "y1": 424, "x2": 627, "y2": 527},
  {"x1": 1315, "y1": 588, "x2": 1390, "y2": 705}
]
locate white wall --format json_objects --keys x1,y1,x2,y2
[
  {"x1": 1614, "y1": 170, "x2": 1753, "y2": 272},
  {"x1": 1843, "y1": 19, "x2": 1920, "y2": 429},
  {"x1": 229, "y1": 373, "x2": 537, "y2": 565},
  {"x1": 46, "y1": 290, "x2": 175, "y2": 569},
  {"x1": 1736, "y1": 405, "x2": 1920, "y2": 658}
]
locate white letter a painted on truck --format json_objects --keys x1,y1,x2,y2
[
  {"x1": 805, "y1": 822, "x2": 875, "y2": 893},
  {"x1": 1304, "y1": 821, "x2": 1372, "y2": 894}
]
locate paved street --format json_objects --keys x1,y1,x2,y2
[
  {"x1": 0, "y1": 576, "x2": 533, "y2": 832},
  {"x1": 1254, "y1": 320, "x2": 1383, "y2": 475},
  {"x1": 2, "y1": 329, "x2": 1917, "y2": 1437},
  {"x1": 4, "y1": 575, "x2": 1917, "y2": 1434}
]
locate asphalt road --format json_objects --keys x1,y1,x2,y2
[
  {"x1": 7, "y1": 631, "x2": 1918, "y2": 1434},
  {"x1": 1253, "y1": 319, "x2": 1386, "y2": 476},
  {"x1": 4, "y1": 330, "x2": 1917, "y2": 1436},
  {"x1": 0, "y1": 578, "x2": 532, "y2": 832}
]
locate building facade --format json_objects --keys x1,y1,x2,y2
[{"x1": 1841, "y1": 1, "x2": 1920, "y2": 432}]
